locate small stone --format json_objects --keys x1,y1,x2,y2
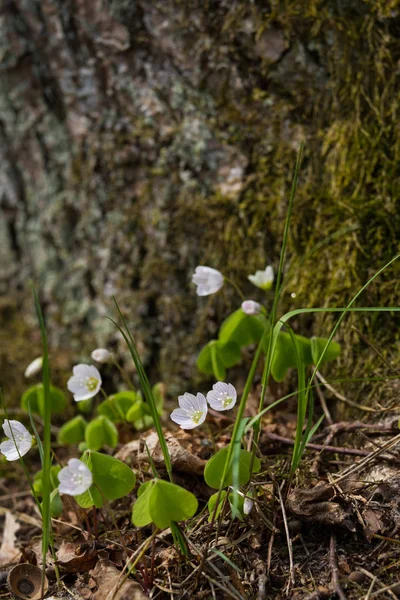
[{"x1": 348, "y1": 571, "x2": 366, "y2": 584}]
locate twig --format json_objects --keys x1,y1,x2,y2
[
  {"x1": 358, "y1": 567, "x2": 398, "y2": 600},
  {"x1": 277, "y1": 483, "x2": 295, "y2": 590},
  {"x1": 329, "y1": 533, "x2": 347, "y2": 600},
  {"x1": 315, "y1": 379, "x2": 333, "y2": 425},
  {"x1": 332, "y1": 432, "x2": 400, "y2": 484},
  {"x1": 265, "y1": 431, "x2": 400, "y2": 462},
  {"x1": 351, "y1": 326, "x2": 400, "y2": 375},
  {"x1": 314, "y1": 371, "x2": 394, "y2": 413}
]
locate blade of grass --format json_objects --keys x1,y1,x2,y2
[
  {"x1": 109, "y1": 298, "x2": 173, "y2": 482},
  {"x1": 32, "y1": 286, "x2": 52, "y2": 597}
]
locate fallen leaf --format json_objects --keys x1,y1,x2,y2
[
  {"x1": 56, "y1": 540, "x2": 98, "y2": 573},
  {"x1": 0, "y1": 512, "x2": 21, "y2": 565},
  {"x1": 90, "y1": 559, "x2": 147, "y2": 600},
  {"x1": 116, "y1": 429, "x2": 206, "y2": 475},
  {"x1": 287, "y1": 482, "x2": 355, "y2": 530}
]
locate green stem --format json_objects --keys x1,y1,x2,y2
[
  {"x1": 111, "y1": 359, "x2": 136, "y2": 391},
  {"x1": 224, "y1": 277, "x2": 245, "y2": 302}
]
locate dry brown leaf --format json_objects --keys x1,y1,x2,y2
[
  {"x1": 287, "y1": 482, "x2": 355, "y2": 530},
  {"x1": 56, "y1": 540, "x2": 98, "y2": 573},
  {"x1": 116, "y1": 429, "x2": 206, "y2": 475},
  {"x1": 0, "y1": 512, "x2": 21, "y2": 565},
  {"x1": 90, "y1": 559, "x2": 147, "y2": 600}
]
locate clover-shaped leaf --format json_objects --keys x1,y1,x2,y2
[
  {"x1": 132, "y1": 479, "x2": 198, "y2": 529},
  {"x1": 311, "y1": 337, "x2": 341, "y2": 365},
  {"x1": 97, "y1": 391, "x2": 137, "y2": 423},
  {"x1": 75, "y1": 450, "x2": 136, "y2": 509},
  {"x1": 204, "y1": 447, "x2": 261, "y2": 489},
  {"x1": 21, "y1": 384, "x2": 66, "y2": 416},
  {"x1": 219, "y1": 309, "x2": 265, "y2": 347},
  {"x1": 197, "y1": 340, "x2": 242, "y2": 380},
  {"x1": 58, "y1": 415, "x2": 87, "y2": 445},
  {"x1": 84, "y1": 415, "x2": 118, "y2": 451}
]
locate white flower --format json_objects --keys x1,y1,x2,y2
[
  {"x1": 170, "y1": 393, "x2": 208, "y2": 429},
  {"x1": 229, "y1": 487, "x2": 254, "y2": 515},
  {"x1": 243, "y1": 496, "x2": 254, "y2": 515},
  {"x1": 67, "y1": 364, "x2": 102, "y2": 402},
  {"x1": 0, "y1": 420, "x2": 33, "y2": 461},
  {"x1": 207, "y1": 382, "x2": 237, "y2": 411},
  {"x1": 91, "y1": 348, "x2": 112, "y2": 363},
  {"x1": 241, "y1": 300, "x2": 262, "y2": 316},
  {"x1": 192, "y1": 266, "x2": 224, "y2": 296},
  {"x1": 24, "y1": 356, "x2": 43, "y2": 378},
  {"x1": 58, "y1": 458, "x2": 93, "y2": 496},
  {"x1": 248, "y1": 265, "x2": 274, "y2": 290}
]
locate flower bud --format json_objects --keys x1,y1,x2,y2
[
  {"x1": 91, "y1": 348, "x2": 111, "y2": 363},
  {"x1": 241, "y1": 300, "x2": 262, "y2": 316}
]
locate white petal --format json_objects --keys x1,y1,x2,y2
[
  {"x1": 67, "y1": 377, "x2": 85, "y2": 394},
  {"x1": 206, "y1": 392, "x2": 224, "y2": 411},
  {"x1": 170, "y1": 409, "x2": 198, "y2": 430},
  {"x1": 0, "y1": 440, "x2": 21, "y2": 461},
  {"x1": 192, "y1": 266, "x2": 224, "y2": 296},
  {"x1": 244, "y1": 497, "x2": 254, "y2": 515},
  {"x1": 265, "y1": 265, "x2": 274, "y2": 281},
  {"x1": 58, "y1": 459, "x2": 92, "y2": 496},
  {"x1": 241, "y1": 300, "x2": 261, "y2": 316},
  {"x1": 0, "y1": 437, "x2": 32, "y2": 461},
  {"x1": 194, "y1": 393, "x2": 207, "y2": 413},
  {"x1": 178, "y1": 393, "x2": 198, "y2": 413},
  {"x1": 2, "y1": 420, "x2": 30, "y2": 439},
  {"x1": 73, "y1": 391, "x2": 96, "y2": 402},
  {"x1": 73, "y1": 364, "x2": 91, "y2": 377},
  {"x1": 24, "y1": 357, "x2": 43, "y2": 378}
]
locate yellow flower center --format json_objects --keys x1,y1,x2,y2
[
  {"x1": 85, "y1": 377, "x2": 99, "y2": 392},
  {"x1": 191, "y1": 410, "x2": 203, "y2": 424},
  {"x1": 221, "y1": 394, "x2": 232, "y2": 408}
]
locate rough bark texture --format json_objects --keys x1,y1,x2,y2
[{"x1": 1, "y1": 0, "x2": 399, "y2": 400}]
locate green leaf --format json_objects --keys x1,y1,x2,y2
[
  {"x1": 126, "y1": 400, "x2": 151, "y2": 423},
  {"x1": 58, "y1": 415, "x2": 87, "y2": 445},
  {"x1": 207, "y1": 491, "x2": 228, "y2": 522},
  {"x1": 132, "y1": 479, "x2": 198, "y2": 529},
  {"x1": 204, "y1": 447, "x2": 261, "y2": 489},
  {"x1": 131, "y1": 481, "x2": 153, "y2": 527},
  {"x1": 21, "y1": 384, "x2": 66, "y2": 417},
  {"x1": 197, "y1": 340, "x2": 242, "y2": 379},
  {"x1": 49, "y1": 489, "x2": 63, "y2": 518},
  {"x1": 217, "y1": 342, "x2": 242, "y2": 368},
  {"x1": 197, "y1": 342, "x2": 215, "y2": 375},
  {"x1": 77, "y1": 398, "x2": 93, "y2": 414},
  {"x1": 311, "y1": 337, "x2": 341, "y2": 364},
  {"x1": 76, "y1": 450, "x2": 136, "y2": 509},
  {"x1": 84, "y1": 415, "x2": 118, "y2": 451},
  {"x1": 219, "y1": 309, "x2": 265, "y2": 346},
  {"x1": 97, "y1": 391, "x2": 137, "y2": 423},
  {"x1": 152, "y1": 383, "x2": 165, "y2": 415},
  {"x1": 211, "y1": 342, "x2": 226, "y2": 380}
]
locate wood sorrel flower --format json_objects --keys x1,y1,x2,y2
[
  {"x1": 241, "y1": 300, "x2": 262, "y2": 315},
  {"x1": 192, "y1": 266, "x2": 224, "y2": 296},
  {"x1": 67, "y1": 364, "x2": 102, "y2": 402},
  {"x1": 24, "y1": 356, "x2": 43, "y2": 378},
  {"x1": 206, "y1": 382, "x2": 237, "y2": 411},
  {"x1": 0, "y1": 420, "x2": 33, "y2": 461},
  {"x1": 170, "y1": 393, "x2": 208, "y2": 429},
  {"x1": 248, "y1": 265, "x2": 274, "y2": 290},
  {"x1": 58, "y1": 458, "x2": 93, "y2": 496},
  {"x1": 91, "y1": 348, "x2": 112, "y2": 363}
]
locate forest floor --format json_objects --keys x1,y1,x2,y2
[{"x1": 1, "y1": 383, "x2": 400, "y2": 600}]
